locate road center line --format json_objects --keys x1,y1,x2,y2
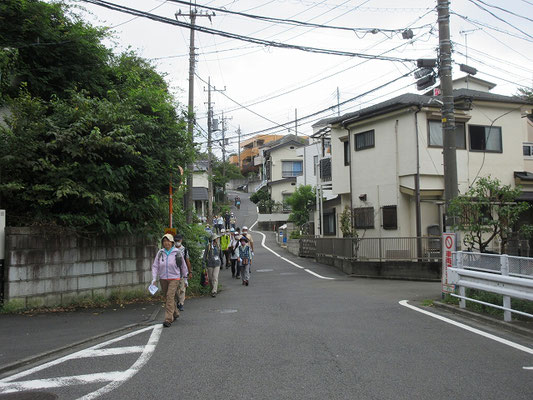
[
  {"x1": 399, "y1": 300, "x2": 533, "y2": 356},
  {"x1": 254, "y1": 228, "x2": 335, "y2": 280}
]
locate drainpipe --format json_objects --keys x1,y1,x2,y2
[
  {"x1": 414, "y1": 107, "x2": 423, "y2": 260},
  {"x1": 341, "y1": 119, "x2": 355, "y2": 235}
]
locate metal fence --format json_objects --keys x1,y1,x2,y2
[
  {"x1": 315, "y1": 236, "x2": 441, "y2": 262},
  {"x1": 449, "y1": 251, "x2": 533, "y2": 321}
]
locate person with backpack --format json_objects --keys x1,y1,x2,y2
[
  {"x1": 174, "y1": 233, "x2": 192, "y2": 312},
  {"x1": 151, "y1": 233, "x2": 188, "y2": 327},
  {"x1": 219, "y1": 228, "x2": 231, "y2": 269},
  {"x1": 236, "y1": 236, "x2": 251, "y2": 286},
  {"x1": 229, "y1": 228, "x2": 240, "y2": 278},
  {"x1": 203, "y1": 233, "x2": 223, "y2": 297}
]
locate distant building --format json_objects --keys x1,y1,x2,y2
[{"x1": 230, "y1": 134, "x2": 284, "y2": 175}]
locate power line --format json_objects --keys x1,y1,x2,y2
[
  {"x1": 467, "y1": 0, "x2": 533, "y2": 39},
  {"x1": 79, "y1": 0, "x2": 418, "y2": 62},
  {"x1": 470, "y1": 0, "x2": 533, "y2": 23},
  {"x1": 166, "y1": 0, "x2": 433, "y2": 38},
  {"x1": 196, "y1": 69, "x2": 415, "y2": 145}
]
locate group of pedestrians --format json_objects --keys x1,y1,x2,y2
[
  {"x1": 150, "y1": 233, "x2": 193, "y2": 328},
  {"x1": 150, "y1": 214, "x2": 255, "y2": 327},
  {"x1": 212, "y1": 212, "x2": 237, "y2": 233},
  {"x1": 202, "y1": 226, "x2": 255, "y2": 297}
]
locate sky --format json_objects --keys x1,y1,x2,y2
[{"x1": 69, "y1": 0, "x2": 533, "y2": 158}]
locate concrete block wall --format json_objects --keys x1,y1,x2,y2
[{"x1": 4, "y1": 227, "x2": 157, "y2": 307}]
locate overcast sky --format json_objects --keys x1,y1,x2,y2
[{"x1": 70, "y1": 0, "x2": 533, "y2": 158}]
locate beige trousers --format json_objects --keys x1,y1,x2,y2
[
  {"x1": 160, "y1": 279, "x2": 180, "y2": 323},
  {"x1": 177, "y1": 278, "x2": 186, "y2": 305},
  {"x1": 207, "y1": 266, "x2": 220, "y2": 294}
]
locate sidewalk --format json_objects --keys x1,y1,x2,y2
[{"x1": 0, "y1": 300, "x2": 163, "y2": 375}]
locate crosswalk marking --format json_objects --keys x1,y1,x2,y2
[{"x1": 0, "y1": 324, "x2": 163, "y2": 399}]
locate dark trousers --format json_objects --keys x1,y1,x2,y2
[{"x1": 230, "y1": 258, "x2": 238, "y2": 276}]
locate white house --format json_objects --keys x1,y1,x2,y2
[
  {"x1": 311, "y1": 76, "x2": 533, "y2": 245},
  {"x1": 262, "y1": 134, "x2": 309, "y2": 206}
]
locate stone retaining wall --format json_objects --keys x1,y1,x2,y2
[{"x1": 4, "y1": 227, "x2": 157, "y2": 307}]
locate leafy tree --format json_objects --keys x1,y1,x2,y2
[
  {"x1": 516, "y1": 87, "x2": 533, "y2": 102},
  {"x1": 250, "y1": 187, "x2": 275, "y2": 213},
  {"x1": 448, "y1": 176, "x2": 532, "y2": 253},
  {"x1": 0, "y1": 2, "x2": 193, "y2": 234},
  {"x1": 0, "y1": 0, "x2": 112, "y2": 100},
  {"x1": 340, "y1": 206, "x2": 356, "y2": 238},
  {"x1": 286, "y1": 185, "x2": 316, "y2": 229},
  {"x1": 212, "y1": 160, "x2": 244, "y2": 195}
]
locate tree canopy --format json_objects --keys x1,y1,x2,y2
[
  {"x1": 286, "y1": 185, "x2": 316, "y2": 229},
  {"x1": 0, "y1": 1, "x2": 193, "y2": 234},
  {"x1": 448, "y1": 176, "x2": 532, "y2": 253}
]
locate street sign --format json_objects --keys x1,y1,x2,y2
[
  {"x1": 164, "y1": 228, "x2": 177, "y2": 236},
  {"x1": 441, "y1": 233, "x2": 456, "y2": 294}
]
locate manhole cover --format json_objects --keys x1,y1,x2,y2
[
  {"x1": 0, "y1": 392, "x2": 58, "y2": 400},
  {"x1": 256, "y1": 269, "x2": 274, "y2": 272},
  {"x1": 219, "y1": 309, "x2": 238, "y2": 314}
]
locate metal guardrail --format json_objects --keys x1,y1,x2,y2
[
  {"x1": 315, "y1": 237, "x2": 441, "y2": 262},
  {"x1": 448, "y1": 251, "x2": 533, "y2": 321}
]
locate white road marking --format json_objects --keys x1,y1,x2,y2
[
  {"x1": 1, "y1": 325, "x2": 156, "y2": 383},
  {"x1": 0, "y1": 324, "x2": 163, "y2": 399},
  {"x1": 523, "y1": 366, "x2": 533, "y2": 370},
  {"x1": 78, "y1": 324, "x2": 162, "y2": 400},
  {"x1": 256, "y1": 269, "x2": 274, "y2": 272},
  {"x1": 253, "y1": 229, "x2": 335, "y2": 280},
  {"x1": 399, "y1": 300, "x2": 533, "y2": 356}
]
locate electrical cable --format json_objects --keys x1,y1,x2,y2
[
  {"x1": 466, "y1": 0, "x2": 533, "y2": 39},
  {"x1": 195, "y1": 69, "x2": 415, "y2": 145},
  {"x1": 166, "y1": 0, "x2": 434, "y2": 37},
  {"x1": 471, "y1": 0, "x2": 533, "y2": 23},
  {"x1": 109, "y1": 0, "x2": 168, "y2": 29},
  {"x1": 79, "y1": 0, "x2": 418, "y2": 62}
]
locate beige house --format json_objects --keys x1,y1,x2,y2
[
  {"x1": 312, "y1": 76, "x2": 533, "y2": 245},
  {"x1": 262, "y1": 135, "x2": 309, "y2": 206}
]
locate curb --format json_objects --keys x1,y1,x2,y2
[
  {"x1": 432, "y1": 300, "x2": 533, "y2": 338},
  {"x1": 0, "y1": 303, "x2": 163, "y2": 378}
]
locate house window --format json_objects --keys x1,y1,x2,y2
[
  {"x1": 355, "y1": 130, "x2": 375, "y2": 151},
  {"x1": 323, "y1": 138, "x2": 331, "y2": 156},
  {"x1": 323, "y1": 210, "x2": 336, "y2": 236},
  {"x1": 428, "y1": 120, "x2": 466, "y2": 149},
  {"x1": 354, "y1": 207, "x2": 374, "y2": 229},
  {"x1": 344, "y1": 141, "x2": 350, "y2": 166},
  {"x1": 469, "y1": 125, "x2": 502, "y2": 152},
  {"x1": 382, "y1": 206, "x2": 397, "y2": 230},
  {"x1": 313, "y1": 155, "x2": 318, "y2": 176},
  {"x1": 282, "y1": 161, "x2": 303, "y2": 177},
  {"x1": 282, "y1": 193, "x2": 292, "y2": 212},
  {"x1": 523, "y1": 143, "x2": 533, "y2": 158}
]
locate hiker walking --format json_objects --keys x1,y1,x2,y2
[
  {"x1": 174, "y1": 233, "x2": 192, "y2": 312},
  {"x1": 219, "y1": 228, "x2": 231, "y2": 269},
  {"x1": 203, "y1": 233, "x2": 222, "y2": 297},
  {"x1": 229, "y1": 228, "x2": 240, "y2": 278},
  {"x1": 151, "y1": 233, "x2": 188, "y2": 327},
  {"x1": 236, "y1": 236, "x2": 251, "y2": 286}
]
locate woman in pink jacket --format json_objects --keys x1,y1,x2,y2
[{"x1": 152, "y1": 233, "x2": 188, "y2": 327}]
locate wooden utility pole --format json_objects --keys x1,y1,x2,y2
[
  {"x1": 438, "y1": 0, "x2": 458, "y2": 229},
  {"x1": 207, "y1": 77, "x2": 213, "y2": 224},
  {"x1": 176, "y1": 7, "x2": 214, "y2": 223},
  {"x1": 237, "y1": 126, "x2": 241, "y2": 171}
]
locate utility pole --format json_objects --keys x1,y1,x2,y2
[
  {"x1": 221, "y1": 111, "x2": 232, "y2": 202},
  {"x1": 237, "y1": 126, "x2": 241, "y2": 172},
  {"x1": 205, "y1": 77, "x2": 225, "y2": 223},
  {"x1": 438, "y1": 0, "x2": 458, "y2": 230},
  {"x1": 176, "y1": 7, "x2": 214, "y2": 223},
  {"x1": 337, "y1": 87, "x2": 341, "y2": 116},
  {"x1": 207, "y1": 77, "x2": 213, "y2": 225},
  {"x1": 294, "y1": 108, "x2": 298, "y2": 136}
]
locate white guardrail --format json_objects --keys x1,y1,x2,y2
[{"x1": 448, "y1": 251, "x2": 533, "y2": 322}]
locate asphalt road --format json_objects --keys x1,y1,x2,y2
[{"x1": 1, "y1": 191, "x2": 532, "y2": 400}]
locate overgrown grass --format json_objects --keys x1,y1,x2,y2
[{"x1": 442, "y1": 289, "x2": 533, "y2": 322}]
